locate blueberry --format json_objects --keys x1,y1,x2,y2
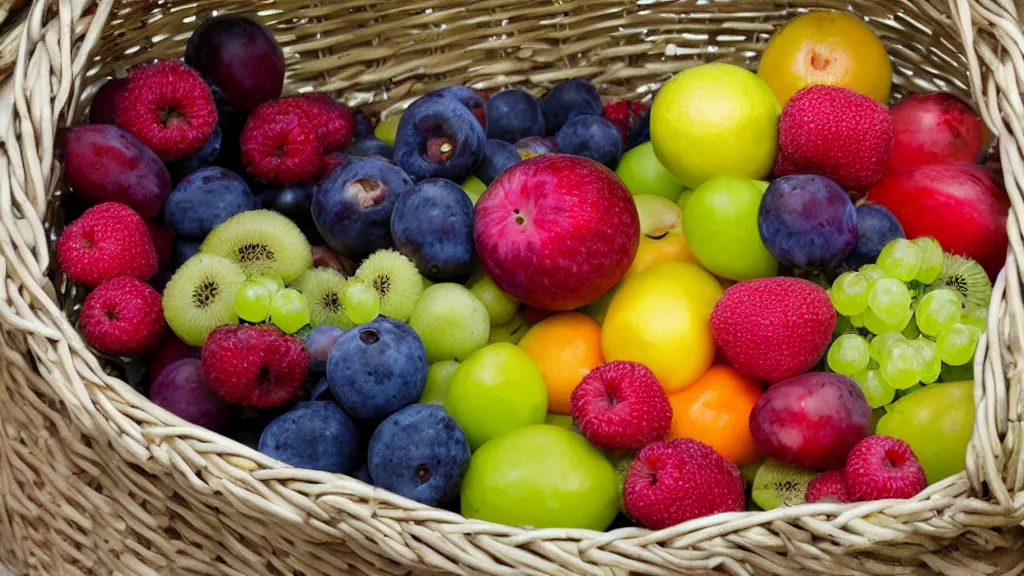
[
  {"x1": 367, "y1": 404, "x2": 470, "y2": 506},
  {"x1": 171, "y1": 239, "x2": 203, "y2": 271},
  {"x1": 394, "y1": 93, "x2": 485, "y2": 182},
  {"x1": 169, "y1": 124, "x2": 223, "y2": 181},
  {"x1": 353, "y1": 464, "x2": 372, "y2": 484},
  {"x1": 391, "y1": 178, "x2": 475, "y2": 282},
  {"x1": 326, "y1": 316, "x2": 428, "y2": 420},
  {"x1": 542, "y1": 79, "x2": 602, "y2": 135},
  {"x1": 555, "y1": 114, "x2": 623, "y2": 169},
  {"x1": 311, "y1": 377, "x2": 332, "y2": 401},
  {"x1": 313, "y1": 155, "x2": 413, "y2": 259},
  {"x1": 474, "y1": 139, "x2": 521, "y2": 184},
  {"x1": 348, "y1": 137, "x2": 394, "y2": 160},
  {"x1": 626, "y1": 111, "x2": 651, "y2": 149},
  {"x1": 486, "y1": 88, "x2": 545, "y2": 143},
  {"x1": 353, "y1": 109, "x2": 374, "y2": 140},
  {"x1": 303, "y1": 325, "x2": 345, "y2": 372},
  {"x1": 258, "y1": 401, "x2": 359, "y2": 474},
  {"x1": 258, "y1": 183, "x2": 322, "y2": 244},
  {"x1": 164, "y1": 166, "x2": 257, "y2": 239},
  {"x1": 846, "y1": 205, "x2": 905, "y2": 269},
  {"x1": 437, "y1": 86, "x2": 487, "y2": 128}
]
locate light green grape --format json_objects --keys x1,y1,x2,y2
[
  {"x1": 936, "y1": 323, "x2": 980, "y2": 366},
  {"x1": 867, "y1": 277, "x2": 912, "y2": 324},
  {"x1": 827, "y1": 334, "x2": 871, "y2": 375},
  {"x1": 915, "y1": 288, "x2": 962, "y2": 337},
  {"x1": 853, "y1": 368, "x2": 896, "y2": 408},
  {"x1": 254, "y1": 271, "x2": 285, "y2": 293},
  {"x1": 863, "y1": 307, "x2": 911, "y2": 335},
  {"x1": 960, "y1": 306, "x2": 987, "y2": 331},
  {"x1": 270, "y1": 288, "x2": 311, "y2": 334},
  {"x1": 830, "y1": 272, "x2": 869, "y2": 316},
  {"x1": 869, "y1": 332, "x2": 906, "y2": 361},
  {"x1": 913, "y1": 237, "x2": 944, "y2": 283},
  {"x1": 341, "y1": 277, "x2": 381, "y2": 325},
  {"x1": 858, "y1": 264, "x2": 890, "y2": 284},
  {"x1": 877, "y1": 238, "x2": 922, "y2": 282},
  {"x1": 850, "y1": 313, "x2": 865, "y2": 328},
  {"x1": 880, "y1": 342, "x2": 923, "y2": 390},
  {"x1": 911, "y1": 337, "x2": 941, "y2": 384},
  {"x1": 234, "y1": 281, "x2": 272, "y2": 323}
]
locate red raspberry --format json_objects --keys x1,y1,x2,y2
[
  {"x1": 117, "y1": 60, "x2": 217, "y2": 161},
  {"x1": 570, "y1": 361, "x2": 672, "y2": 453},
  {"x1": 79, "y1": 277, "x2": 165, "y2": 357},
  {"x1": 288, "y1": 93, "x2": 356, "y2": 152},
  {"x1": 201, "y1": 324, "x2": 309, "y2": 407},
  {"x1": 146, "y1": 220, "x2": 174, "y2": 269},
  {"x1": 241, "y1": 99, "x2": 324, "y2": 185},
  {"x1": 56, "y1": 202, "x2": 158, "y2": 287},
  {"x1": 845, "y1": 435, "x2": 927, "y2": 501},
  {"x1": 624, "y1": 438, "x2": 744, "y2": 529},
  {"x1": 806, "y1": 470, "x2": 851, "y2": 503}
]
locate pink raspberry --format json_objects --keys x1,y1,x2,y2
[
  {"x1": 56, "y1": 202, "x2": 158, "y2": 287},
  {"x1": 570, "y1": 361, "x2": 672, "y2": 453},
  {"x1": 241, "y1": 99, "x2": 324, "y2": 185},
  {"x1": 806, "y1": 470, "x2": 851, "y2": 503},
  {"x1": 79, "y1": 277, "x2": 165, "y2": 357},
  {"x1": 201, "y1": 324, "x2": 309, "y2": 407},
  {"x1": 288, "y1": 93, "x2": 356, "y2": 152},
  {"x1": 845, "y1": 435, "x2": 927, "y2": 501}
]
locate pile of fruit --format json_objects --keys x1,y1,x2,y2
[{"x1": 57, "y1": 9, "x2": 1006, "y2": 531}]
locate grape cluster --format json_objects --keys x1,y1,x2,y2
[
  {"x1": 826, "y1": 237, "x2": 984, "y2": 408},
  {"x1": 233, "y1": 270, "x2": 380, "y2": 334}
]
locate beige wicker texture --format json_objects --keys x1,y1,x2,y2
[{"x1": 0, "y1": 0, "x2": 1021, "y2": 574}]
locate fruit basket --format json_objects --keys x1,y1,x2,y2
[{"x1": 1, "y1": 0, "x2": 1024, "y2": 574}]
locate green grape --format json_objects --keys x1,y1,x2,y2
[
  {"x1": 911, "y1": 337, "x2": 941, "y2": 384},
  {"x1": 879, "y1": 342, "x2": 922, "y2": 390},
  {"x1": 936, "y1": 323, "x2": 980, "y2": 366},
  {"x1": 830, "y1": 272, "x2": 869, "y2": 316},
  {"x1": 914, "y1": 288, "x2": 962, "y2": 337},
  {"x1": 827, "y1": 334, "x2": 871, "y2": 376},
  {"x1": 863, "y1": 306, "x2": 911, "y2": 335},
  {"x1": 913, "y1": 237, "x2": 944, "y2": 283},
  {"x1": 858, "y1": 264, "x2": 890, "y2": 284},
  {"x1": 853, "y1": 368, "x2": 895, "y2": 408},
  {"x1": 341, "y1": 277, "x2": 381, "y2": 325},
  {"x1": 902, "y1": 316, "x2": 921, "y2": 340},
  {"x1": 254, "y1": 271, "x2": 285, "y2": 293},
  {"x1": 941, "y1": 361, "x2": 974, "y2": 382},
  {"x1": 960, "y1": 306, "x2": 987, "y2": 331},
  {"x1": 876, "y1": 239, "x2": 922, "y2": 282},
  {"x1": 234, "y1": 280, "x2": 272, "y2": 323},
  {"x1": 867, "y1": 277, "x2": 912, "y2": 324},
  {"x1": 270, "y1": 288, "x2": 311, "y2": 334},
  {"x1": 850, "y1": 313, "x2": 865, "y2": 328},
  {"x1": 869, "y1": 331, "x2": 906, "y2": 361}
]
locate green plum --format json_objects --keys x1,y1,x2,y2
[
  {"x1": 615, "y1": 141, "x2": 682, "y2": 201},
  {"x1": 420, "y1": 360, "x2": 460, "y2": 405},
  {"x1": 409, "y1": 283, "x2": 490, "y2": 362},
  {"x1": 488, "y1": 312, "x2": 529, "y2": 344},
  {"x1": 445, "y1": 343, "x2": 547, "y2": 449},
  {"x1": 676, "y1": 188, "x2": 694, "y2": 212},
  {"x1": 461, "y1": 425, "x2": 619, "y2": 530},
  {"x1": 467, "y1": 269, "x2": 519, "y2": 326},
  {"x1": 461, "y1": 175, "x2": 487, "y2": 205}
]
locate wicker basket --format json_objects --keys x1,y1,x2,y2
[{"x1": 0, "y1": 0, "x2": 1022, "y2": 574}]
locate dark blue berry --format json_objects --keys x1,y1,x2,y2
[
  {"x1": 258, "y1": 183, "x2": 322, "y2": 244},
  {"x1": 257, "y1": 401, "x2": 359, "y2": 474},
  {"x1": 391, "y1": 178, "x2": 475, "y2": 282},
  {"x1": 353, "y1": 464, "x2": 372, "y2": 484},
  {"x1": 353, "y1": 109, "x2": 374, "y2": 140},
  {"x1": 846, "y1": 205, "x2": 905, "y2": 269},
  {"x1": 474, "y1": 139, "x2": 520, "y2": 184},
  {"x1": 169, "y1": 124, "x2": 223, "y2": 181},
  {"x1": 348, "y1": 137, "x2": 394, "y2": 160},
  {"x1": 164, "y1": 166, "x2": 257, "y2": 239},
  {"x1": 310, "y1": 377, "x2": 331, "y2": 401},
  {"x1": 542, "y1": 79, "x2": 602, "y2": 135},
  {"x1": 394, "y1": 93, "x2": 485, "y2": 182},
  {"x1": 436, "y1": 86, "x2": 486, "y2": 127},
  {"x1": 626, "y1": 111, "x2": 651, "y2": 149},
  {"x1": 486, "y1": 89, "x2": 545, "y2": 143},
  {"x1": 555, "y1": 114, "x2": 623, "y2": 169},
  {"x1": 171, "y1": 239, "x2": 203, "y2": 271}
]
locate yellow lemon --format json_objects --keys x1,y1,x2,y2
[
  {"x1": 651, "y1": 63, "x2": 780, "y2": 189},
  {"x1": 602, "y1": 261, "x2": 723, "y2": 393}
]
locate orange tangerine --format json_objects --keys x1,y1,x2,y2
[
  {"x1": 518, "y1": 312, "x2": 604, "y2": 415},
  {"x1": 667, "y1": 365, "x2": 763, "y2": 465}
]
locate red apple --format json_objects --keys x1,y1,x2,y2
[
  {"x1": 886, "y1": 93, "x2": 988, "y2": 173},
  {"x1": 474, "y1": 155, "x2": 639, "y2": 311},
  {"x1": 868, "y1": 162, "x2": 1009, "y2": 279}
]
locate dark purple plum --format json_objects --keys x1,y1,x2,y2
[
  {"x1": 758, "y1": 174, "x2": 858, "y2": 270},
  {"x1": 258, "y1": 401, "x2": 359, "y2": 474},
  {"x1": 313, "y1": 155, "x2": 413, "y2": 259},
  {"x1": 150, "y1": 359, "x2": 236, "y2": 431},
  {"x1": 514, "y1": 136, "x2": 558, "y2": 159},
  {"x1": 171, "y1": 239, "x2": 203, "y2": 270},
  {"x1": 555, "y1": 114, "x2": 623, "y2": 169},
  {"x1": 185, "y1": 15, "x2": 284, "y2": 110},
  {"x1": 303, "y1": 325, "x2": 345, "y2": 373},
  {"x1": 626, "y1": 111, "x2": 651, "y2": 149},
  {"x1": 210, "y1": 85, "x2": 248, "y2": 173},
  {"x1": 391, "y1": 178, "x2": 475, "y2": 282},
  {"x1": 164, "y1": 166, "x2": 257, "y2": 239},
  {"x1": 353, "y1": 109, "x2": 374, "y2": 140},
  {"x1": 62, "y1": 124, "x2": 171, "y2": 219},
  {"x1": 348, "y1": 137, "x2": 394, "y2": 160},
  {"x1": 88, "y1": 77, "x2": 128, "y2": 125},
  {"x1": 542, "y1": 79, "x2": 602, "y2": 135},
  {"x1": 437, "y1": 86, "x2": 487, "y2": 128},
  {"x1": 474, "y1": 139, "x2": 520, "y2": 184},
  {"x1": 258, "y1": 183, "x2": 321, "y2": 244},
  {"x1": 168, "y1": 124, "x2": 223, "y2": 181},
  {"x1": 486, "y1": 88, "x2": 545, "y2": 143},
  {"x1": 394, "y1": 93, "x2": 485, "y2": 182},
  {"x1": 846, "y1": 205, "x2": 906, "y2": 269}
]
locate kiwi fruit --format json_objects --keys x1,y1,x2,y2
[
  {"x1": 750, "y1": 459, "x2": 817, "y2": 510},
  {"x1": 290, "y1": 267, "x2": 352, "y2": 328},
  {"x1": 200, "y1": 210, "x2": 313, "y2": 283},
  {"x1": 928, "y1": 253, "x2": 991, "y2": 312},
  {"x1": 355, "y1": 249, "x2": 424, "y2": 321},
  {"x1": 162, "y1": 253, "x2": 247, "y2": 346}
]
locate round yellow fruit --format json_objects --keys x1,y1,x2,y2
[
  {"x1": 602, "y1": 261, "x2": 723, "y2": 393},
  {"x1": 650, "y1": 63, "x2": 780, "y2": 189},
  {"x1": 757, "y1": 11, "x2": 892, "y2": 106}
]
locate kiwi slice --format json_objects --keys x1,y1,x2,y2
[
  {"x1": 750, "y1": 459, "x2": 817, "y2": 510},
  {"x1": 162, "y1": 253, "x2": 247, "y2": 346},
  {"x1": 928, "y1": 253, "x2": 992, "y2": 312},
  {"x1": 290, "y1": 267, "x2": 352, "y2": 329},
  {"x1": 200, "y1": 210, "x2": 313, "y2": 283},
  {"x1": 355, "y1": 249, "x2": 424, "y2": 321}
]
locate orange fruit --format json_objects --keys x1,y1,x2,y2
[
  {"x1": 667, "y1": 365, "x2": 763, "y2": 465},
  {"x1": 757, "y1": 11, "x2": 892, "y2": 106},
  {"x1": 518, "y1": 312, "x2": 604, "y2": 414}
]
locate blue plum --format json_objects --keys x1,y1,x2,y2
[
  {"x1": 846, "y1": 205, "x2": 906, "y2": 269},
  {"x1": 258, "y1": 183, "x2": 322, "y2": 243},
  {"x1": 555, "y1": 114, "x2": 623, "y2": 169},
  {"x1": 437, "y1": 86, "x2": 487, "y2": 128},
  {"x1": 303, "y1": 324, "x2": 345, "y2": 373},
  {"x1": 348, "y1": 137, "x2": 394, "y2": 160},
  {"x1": 394, "y1": 93, "x2": 485, "y2": 182},
  {"x1": 258, "y1": 401, "x2": 359, "y2": 473},
  {"x1": 170, "y1": 124, "x2": 223, "y2": 181},
  {"x1": 171, "y1": 239, "x2": 202, "y2": 270},
  {"x1": 542, "y1": 79, "x2": 602, "y2": 134},
  {"x1": 486, "y1": 89, "x2": 545, "y2": 143},
  {"x1": 164, "y1": 166, "x2": 257, "y2": 239},
  {"x1": 353, "y1": 109, "x2": 374, "y2": 140},
  {"x1": 310, "y1": 376, "x2": 331, "y2": 401},
  {"x1": 391, "y1": 178, "x2": 475, "y2": 282},
  {"x1": 475, "y1": 139, "x2": 520, "y2": 184},
  {"x1": 758, "y1": 174, "x2": 858, "y2": 270},
  {"x1": 627, "y1": 111, "x2": 651, "y2": 149}
]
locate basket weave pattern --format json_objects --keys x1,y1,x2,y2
[{"x1": 0, "y1": 0, "x2": 1022, "y2": 574}]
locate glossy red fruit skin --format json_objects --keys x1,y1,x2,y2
[
  {"x1": 89, "y1": 77, "x2": 129, "y2": 125},
  {"x1": 185, "y1": 15, "x2": 285, "y2": 111},
  {"x1": 868, "y1": 162, "x2": 1009, "y2": 279},
  {"x1": 147, "y1": 330, "x2": 200, "y2": 387},
  {"x1": 886, "y1": 93, "x2": 988, "y2": 173},
  {"x1": 749, "y1": 372, "x2": 872, "y2": 471},
  {"x1": 474, "y1": 155, "x2": 639, "y2": 311}
]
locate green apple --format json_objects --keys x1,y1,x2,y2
[
  {"x1": 461, "y1": 424, "x2": 619, "y2": 530},
  {"x1": 461, "y1": 175, "x2": 487, "y2": 205},
  {"x1": 633, "y1": 194, "x2": 682, "y2": 237},
  {"x1": 420, "y1": 360, "x2": 460, "y2": 405},
  {"x1": 488, "y1": 311, "x2": 529, "y2": 344},
  {"x1": 544, "y1": 413, "x2": 575, "y2": 431},
  {"x1": 580, "y1": 285, "x2": 618, "y2": 324},
  {"x1": 408, "y1": 283, "x2": 490, "y2": 362},
  {"x1": 676, "y1": 188, "x2": 694, "y2": 212},
  {"x1": 615, "y1": 141, "x2": 683, "y2": 201},
  {"x1": 445, "y1": 343, "x2": 547, "y2": 449},
  {"x1": 467, "y1": 269, "x2": 519, "y2": 326}
]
